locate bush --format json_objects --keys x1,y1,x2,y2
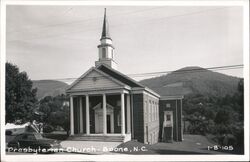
[
  {"x1": 43, "y1": 125, "x2": 54, "y2": 133},
  {"x1": 6, "y1": 130, "x2": 13, "y2": 135}
]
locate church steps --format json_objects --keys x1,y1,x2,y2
[{"x1": 68, "y1": 135, "x2": 125, "y2": 142}]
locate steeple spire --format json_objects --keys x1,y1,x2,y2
[
  {"x1": 95, "y1": 8, "x2": 117, "y2": 70},
  {"x1": 101, "y1": 8, "x2": 111, "y2": 40}
]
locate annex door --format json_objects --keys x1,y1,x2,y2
[{"x1": 162, "y1": 111, "x2": 173, "y2": 142}]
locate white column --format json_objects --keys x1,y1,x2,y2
[
  {"x1": 103, "y1": 94, "x2": 107, "y2": 135},
  {"x1": 79, "y1": 97, "x2": 83, "y2": 133},
  {"x1": 86, "y1": 95, "x2": 90, "y2": 135},
  {"x1": 126, "y1": 94, "x2": 131, "y2": 133},
  {"x1": 121, "y1": 93, "x2": 125, "y2": 136},
  {"x1": 70, "y1": 96, "x2": 74, "y2": 136}
]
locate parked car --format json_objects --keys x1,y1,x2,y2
[{"x1": 7, "y1": 132, "x2": 62, "y2": 153}]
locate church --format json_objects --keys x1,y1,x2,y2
[{"x1": 66, "y1": 9, "x2": 183, "y2": 144}]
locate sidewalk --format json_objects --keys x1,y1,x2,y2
[{"x1": 60, "y1": 141, "x2": 121, "y2": 154}]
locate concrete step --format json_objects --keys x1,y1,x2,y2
[{"x1": 68, "y1": 135, "x2": 125, "y2": 142}]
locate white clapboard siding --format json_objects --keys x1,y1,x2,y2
[{"x1": 71, "y1": 70, "x2": 121, "y2": 90}]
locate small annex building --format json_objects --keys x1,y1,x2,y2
[{"x1": 66, "y1": 9, "x2": 183, "y2": 144}]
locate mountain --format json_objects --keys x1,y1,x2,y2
[
  {"x1": 140, "y1": 66, "x2": 241, "y2": 97},
  {"x1": 32, "y1": 80, "x2": 68, "y2": 100}
]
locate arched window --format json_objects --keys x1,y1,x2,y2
[{"x1": 102, "y1": 48, "x2": 106, "y2": 58}]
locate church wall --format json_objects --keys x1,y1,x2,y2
[
  {"x1": 132, "y1": 94, "x2": 144, "y2": 143},
  {"x1": 143, "y1": 93, "x2": 159, "y2": 144}
]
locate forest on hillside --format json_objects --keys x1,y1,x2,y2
[{"x1": 182, "y1": 79, "x2": 244, "y2": 153}]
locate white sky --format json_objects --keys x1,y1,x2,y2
[{"x1": 6, "y1": 5, "x2": 243, "y2": 83}]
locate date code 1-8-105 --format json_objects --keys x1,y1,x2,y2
[{"x1": 208, "y1": 145, "x2": 234, "y2": 151}]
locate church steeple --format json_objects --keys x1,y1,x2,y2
[
  {"x1": 101, "y1": 8, "x2": 111, "y2": 40},
  {"x1": 95, "y1": 8, "x2": 117, "y2": 70}
]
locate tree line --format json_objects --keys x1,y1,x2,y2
[
  {"x1": 6, "y1": 62, "x2": 70, "y2": 135},
  {"x1": 183, "y1": 79, "x2": 244, "y2": 152}
]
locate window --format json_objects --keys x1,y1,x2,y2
[
  {"x1": 156, "y1": 132, "x2": 158, "y2": 142},
  {"x1": 151, "y1": 102, "x2": 153, "y2": 121},
  {"x1": 145, "y1": 101, "x2": 148, "y2": 124},
  {"x1": 102, "y1": 48, "x2": 106, "y2": 58},
  {"x1": 166, "y1": 103, "x2": 171, "y2": 108},
  {"x1": 149, "y1": 101, "x2": 151, "y2": 122},
  {"x1": 156, "y1": 104, "x2": 158, "y2": 120},
  {"x1": 154, "y1": 104, "x2": 156, "y2": 121},
  {"x1": 166, "y1": 114, "x2": 171, "y2": 121},
  {"x1": 152, "y1": 132, "x2": 155, "y2": 144}
]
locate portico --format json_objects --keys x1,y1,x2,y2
[{"x1": 68, "y1": 88, "x2": 132, "y2": 141}]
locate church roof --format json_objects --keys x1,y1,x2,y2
[
  {"x1": 97, "y1": 64, "x2": 160, "y2": 97},
  {"x1": 101, "y1": 8, "x2": 111, "y2": 40},
  {"x1": 97, "y1": 64, "x2": 143, "y2": 88},
  {"x1": 66, "y1": 64, "x2": 160, "y2": 98}
]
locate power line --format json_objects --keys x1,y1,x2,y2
[
  {"x1": 7, "y1": 7, "x2": 163, "y2": 35},
  {"x1": 7, "y1": 6, "x2": 233, "y2": 42},
  {"x1": 32, "y1": 64, "x2": 243, "y2": 82}
]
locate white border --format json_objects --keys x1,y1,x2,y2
[{"x1": 1, "y1": 0, "x2": 249, "y2": 161}]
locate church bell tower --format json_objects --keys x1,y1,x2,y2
[{"x1": 95, "y1": 8, "x2": 117, "y2": 70}]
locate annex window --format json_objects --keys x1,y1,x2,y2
[
  {"x1": 149, "y1": 102, "x2": 152, "y2": 122},
  {"x1": 166, "y1": 114, "x2": 171, "y2": 121},
  {"x1": 156, "y1": 104, "x2": 158, "y2": 120},
  {"x1": 152, "y1": 103, "x2": 155, "y2": 121},
  {"x1": 154, "y1": 105, "x2": 156, "y2": 121},
  {"x1": 145, "y1": 101, "x2": 148, "y2": 124}
]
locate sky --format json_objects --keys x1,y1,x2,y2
[{"x1": 6, "y1": 5, "x2": 243, "y2": 84}]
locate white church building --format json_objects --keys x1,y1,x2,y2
[{"x1": 66, "y1": 9, "x2": 183, "y2": 144}]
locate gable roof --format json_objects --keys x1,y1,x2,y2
[
  {"x1": 96, "y1": 64, "x2": 144, "y2": 88},
  {"x1": 67, "y1": 67, "x2": 128, "y2": 91}
]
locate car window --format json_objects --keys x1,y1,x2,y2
[
  {"x1": 15, "y1": 134, "x2": 25, "y2": 140},
  {"x1": 27, "y1": 135, "x2": 36, "y2": 140},
  {"x1": 22, "y1": 134, "x2": 30, "y2": 140}
]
